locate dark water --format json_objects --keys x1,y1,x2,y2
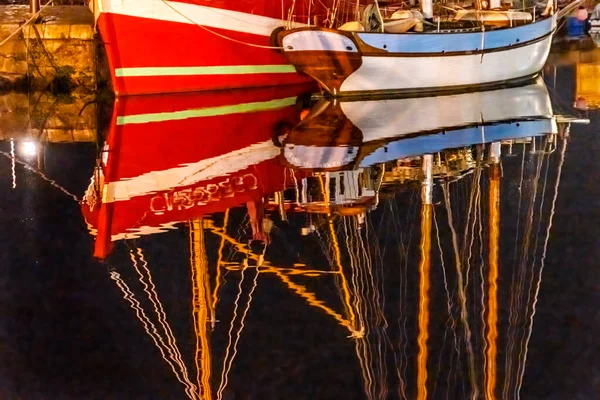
[{"x1": 1, "y1": 46, "x2": 599, "y2": 400}]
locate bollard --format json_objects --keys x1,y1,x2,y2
[{"x1": 30, "y1": 0, "x2": 40, "y2": 14}]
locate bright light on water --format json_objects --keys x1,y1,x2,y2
[{"x1": 20, "y1": 140, "x2": 37, "y2": 157}]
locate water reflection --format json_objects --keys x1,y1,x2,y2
[
  {"x1": 546, "y1": 35, "x2": 600, "y2": 111},
  {"x1": 72, "y1": 76, "x2": 589, "y2": 400},
  {"x1": 81, "y1": 85, "x2": 311, "y2": 258}
]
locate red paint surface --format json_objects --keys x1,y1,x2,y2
[
  {"x1": 81, "y1": 85, "x2": 312, "y2": 258},
  {"x1": 97, "y1": 8, "x2": 321, "y2": 95}
]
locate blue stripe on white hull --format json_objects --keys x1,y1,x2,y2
[
  {"x1": 359, "y1": 119, "x2": 557, "y2": 167},
  {"x1": 356, "y1": 16, "x2": 555, "y2": 53}
]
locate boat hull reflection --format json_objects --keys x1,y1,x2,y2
[
  {"x1": 282, "y1": 78, "x2": 556, "y2": 171},
  {"x1": 82, "y1": 85, "x2": 312, "y2": 258}
]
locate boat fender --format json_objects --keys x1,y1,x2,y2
[
  {"x1": 273, "y1": 121, "x2": 294, "y2": 147},
  {"x1": 269, "y1": 26, "x2": 286, "y2": 50}
]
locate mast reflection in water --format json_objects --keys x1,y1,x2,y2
[{"x1": 1, "y1": 72, "x2": 595, "y2": 399}]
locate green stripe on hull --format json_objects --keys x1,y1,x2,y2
[
  {"x1": 115, "y1": 65, "x2": 297, "y2": 77},
  {"x1": 117, "y1": 97, "x2": 298, "y2": 125}
]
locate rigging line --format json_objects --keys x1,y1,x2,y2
[
  {"x1": 130, "y1": 249, "x2": 200, "y2": 399},
  {"x1": 442, "y1": 182, "x2": 480, "y2": 400},
  {"x1": 504, "y1": 143, "x2": 527, "y2": 399},
  {"x1": 342, "y1": 218, "x2": 373, "y2": 398},
  {"x1": 462, "y1": 163, "x2": 482, "y2": 288},
  {"x1": 0, "y1": 0, "x2": 53, "y2": 49},
  {"x1": 401, "y1": 189, "x2": 418, "y2": 383},
  {"x1": 530, "y1": 151, "x2": 552, "y2": 274},
  {"x1": 161, "y1": 1, "x2": 284, "y2": 50},
  {"x1": 361, "y1": 219, "x2": 389, "y2": 400},
  {"x1": 212, "y1": 210, "x2": 231, "y2": 327},
  {"x1": 515, "y1": 145, "x2": 551, "y2": 386},
  {"x1": 513, "y1": 136, "x2": 547, "y2": 400},
  {"x1": 472, "y1": 163, "x2": 485, "y2": 389},
  {"x1": 109, "y1": 271, "x2": 197, "y2": 400},
  {"x1": 388, "y1": 200, "x2": 408, "y2": 400},
  {"x1": 351, "y1": 217, "x2": 378, "y2": 399},
  {"x1": 367, "y1": 217, "x2": 399, "y2": 400},
  {"x1": 0, "y1": 150, "x2": 79, "y2": 201},
  {"x1": 432, "y1": 206, "x2": 460, "y2": 399},
  {"x1": 516, "y1": 136, "x2": 567, "y2": 398},
  {"x1": 327, "y1": 210, "x2": 358, "y2": 328},
  {"x1": 216, "y1": 250, "x2": 262, "y2": 400},
  {"x1": 216, "y1": 253, "x2": 249, "y2": 400},
  {"x1": 10, "y1": 140, "x2": 16, "y2": 189}
]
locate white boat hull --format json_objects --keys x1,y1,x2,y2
[
  {"x1": 342, "y1": 78, "x2": 553, "y2": 142},
  {"x1": 278, "y1": 15, "x2": 557, "y2": 96},
  {"x1": 282, "y1": 79, "x2": 555, "y2": 170},
  {"x1": 341, "y1": 35, "x2": 553, "y2": 94}
]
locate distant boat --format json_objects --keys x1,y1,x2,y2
[
  {"x1": 275, "y1": 3, "x2": 559, "y2": 97},
  {"x1": 280, "y1": 78, "x2": 557, "y2": 171},
  {"x1": 81, "y1": 84, "x2": 311, "y2": 258},
  {"x1": 88, "y1": 0, "x2": 333, "y2": 96}
]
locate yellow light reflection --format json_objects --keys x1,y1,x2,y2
[{"x1": 486, "y1": 164, "x2": 500, "y2": 400}]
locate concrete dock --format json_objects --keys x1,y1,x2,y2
[{"x1": 0, "y1": 5, "x2": 98, "y2": 92}]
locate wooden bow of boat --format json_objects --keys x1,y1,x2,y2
[{"x1": 276, "y1": 28, "x2": 365, "y2": 96}]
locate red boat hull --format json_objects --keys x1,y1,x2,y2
[{"x1": 96, "y1": 0, "x2": 328, "y2": 95}]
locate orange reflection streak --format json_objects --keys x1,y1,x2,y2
[
  {"x1": 417, "y1": 205, "x2": 432, "y2": 400},
  {"x1": 319, "y1": 174, "x2": 358, "y2": 330},
  {"x1": 329, "y1": 218, "x2": 359, "y2": 331},
  {"x1": 486, "y1": 164, "x2": 500, "y2": 400},
  {"x1": 189, "y1": 220, "x2": 212, "y2": 400},
  {"x1": 211, "y1": 210, "x2": 229, "y2": 327},
  {"x1": 205, "y1": 217, "x2": 359, "y2": 334},
  {"x1": 224, "y1": 262, "x2": 356, "y2": 333}
]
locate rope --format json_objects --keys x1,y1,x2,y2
[
  {"x1": 161, "y1": 0, "x2": 285, "y2": 50},
  {"x1": 0, "y1": 1, "x2": 53, "y2": 49},
  {"x1": 0, "y1": 149, "x2": 80, "y2": 201}
]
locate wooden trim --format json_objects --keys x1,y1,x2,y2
[
  {"x1": 358, "y1": 30, "x2": 555, "y2": 58},
  {"x1": 325, "y1": 72, "x2": 542, "y2": 99}
]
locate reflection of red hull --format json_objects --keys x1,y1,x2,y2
[
  {"x1": 82, "y1": 84, "x2": 312, "y2": 258},
  {"x1": 95, "y1": 0, "x2": 328, "y2": 95}
]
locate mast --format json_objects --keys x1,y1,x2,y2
[
  {"x1": 420, "y1": 0, "x2": 433, "y2": 20},
  {"x1": 486, "y1": 143, "x2": 501, "y2": 400},
  {"x1": 190, "y1": 219, "x2": 213, "y2": 400},
  {"x1": 417, "y1": 154, "x2": 433, "y2": 400}
]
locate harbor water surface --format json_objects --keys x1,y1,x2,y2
[{"x1": 0, "y1": 43, "x2": 599, "y2": 400}]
